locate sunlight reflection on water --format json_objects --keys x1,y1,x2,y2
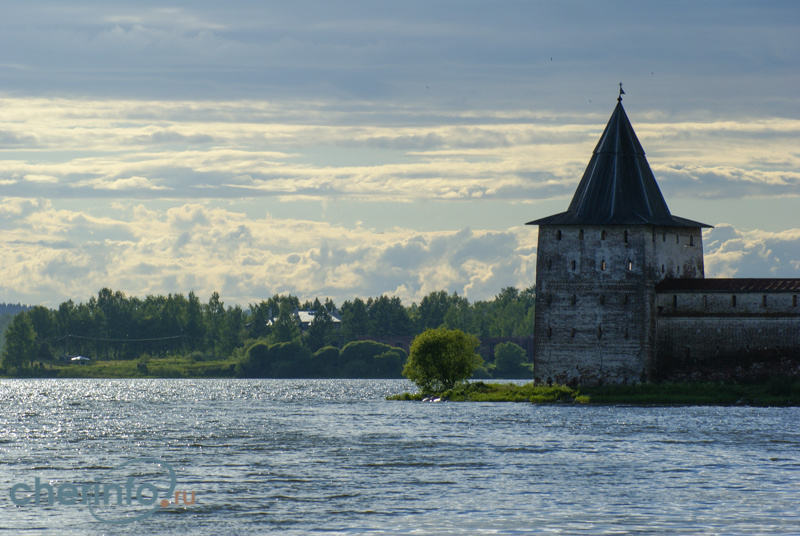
[{"x1": 1, "y1": 379, "x2": 799, "y2": 535}]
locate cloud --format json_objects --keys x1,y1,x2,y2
[
  {"x1": 2, "y1": 97, "x2": 797, "y2": 208},
  {"x1": 704, "y1": 224, "x2": 800, "y2": 278},
  {"x1": 0, "y1": 201, "x2": 537, "y2": 307}
]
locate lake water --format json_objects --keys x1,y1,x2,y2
[{"x1": 1, "y1": 379, "x2": 798, "y2": 535}]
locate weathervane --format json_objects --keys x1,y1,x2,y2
[{"x1": 618, "y1": 82, "x2": 625, "y2": 102}]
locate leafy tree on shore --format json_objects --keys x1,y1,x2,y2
[
  {"x1": 1, "y1": 314, "x2": 36, "y2": 372},
  {"x1": 403, "y1": 328, "x2": 482, "y2": 394},
  {"x1": 492, "y1": 341, "x2": 530, "y2": 378}
]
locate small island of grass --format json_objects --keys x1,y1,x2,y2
[{"x1": 389, "y1": 378, "x2": 800, "y2": 406}]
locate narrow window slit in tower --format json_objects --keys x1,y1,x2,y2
[
  {"x1": 579, "y1": 229, "x2": 584, "y2": 240},
  {"x1": 556, "y1": 229, "x2": 562, "y2": 240},
  {"x1": 601, "y1": 260, "x2": 606, "y2": 271},
  {"x1": 571, "y1": 260, "x2": 576, "y2": 270},
  {"x1": 601, "y1": 230, "x2": 607, "y2": 240}
]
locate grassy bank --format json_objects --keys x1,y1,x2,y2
[
  {"x1": 13, "y1": 356, "x2": 239, "y2": 379},
  {"x1": 389, "y1": 378, "x2": 800, "y2": 406},
  {"x1": 388, "y1": 382, "x2": 588, "y2": 403}
]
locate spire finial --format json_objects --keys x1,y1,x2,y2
[{"x1": 618, "y1": 82, "x2": 625, "y2": 102}]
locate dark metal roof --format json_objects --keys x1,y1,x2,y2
[
  {"x1": 656, "y1": 278, "x2": 800, "y2": 292},
  {"x1": 527, "y1": 100, "x2": 710, "y2": 228}
]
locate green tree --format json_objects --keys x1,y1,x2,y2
[
  {"x1": 311, "y1": 346, "x2": 340, "y2": 377},
  {"x1": 269, "y1": 302, "x2": 301, "y2": 344},
  {"x1": 367, "y1": 295, "x2": 412, "y2": 336},
  {"x1": 493, "y1": 341, "x2": 529, "y2": 378},
  {"x1": 237, "y1": 341, "x2": 271, "y2": 378},
  {"x1": 270, "y1": 341, "x2": 311, "y2": 378},
  {"x1": 2, "y1": 314, "x2": 37, "y2": 372},
  {"x1": 339, "y1": 298, "x2": 368, "y2": 343},
  {"x1": 416, "y1": 290, "x2": 461, "y2": 331},
  {"x1": 403, "y1": 328, "x2": 482, "y2": 394},
  {"x1": 205, "y1": 292, "x2": 225, "y2": 356},
  {"x1": 306, "y1": 308, "x2": 337, "y2": 352}
]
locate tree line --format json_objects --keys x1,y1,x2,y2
[{"x1": 0, "y1": 286, "x2": 535, "y2": 374}]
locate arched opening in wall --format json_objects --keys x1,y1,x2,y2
[
  {"x1": 661, "y1": 264, "x2": 665, "y2": 273},
  {"x1": 597, "y1": 326, "x2": 602, "y2": 339},
  {"x1": 548, "y1": 259, "x2": 552, "y2": 271},
  {"x1": 672, "y1": 295, "x2": 677, "y2": 308},
  {"x1": 624, "y1": 230, "x2": 628, "y2": 243},
  {"x1": 571, "y1": 260, "x2": 577, "y2": 270},
  {"x1": 689, "y1": 234, "x2": 695, "y2": 246},
  {"x1": 571, "y1": 328, "x2": 576, "y2": 338},
  {"x1": 676, "y1": 234, "x2": 680, "y2": 244},
  {"x1": 556, "y1": 230, "x2": 562, "y2": 240},
  {"x1": 571, "y1": 294, "x2": 577, "y2": 306},
  {"x1": 732, "y1": 295, "x2": 737, "y2": 307},
  {"x1": 601, "y1": 230, "x2": 607, "y2": 240},
  {"x1": 579, "y1": 229, "x2": 584, "y2": 240},
  {"x1": 662, "y1": 233, "x2": 666, "y2": 242},
  {"x1": 762, "y1": 295, "x2": 767, "y2": 307}
]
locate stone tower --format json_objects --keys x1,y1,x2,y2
[{"x1": 528, "y1": 95, "x2": 710, "y2": 385}]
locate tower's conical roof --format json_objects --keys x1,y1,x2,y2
[{"x1": 527, "y1": 99, "x2": 709, "y2": 228}]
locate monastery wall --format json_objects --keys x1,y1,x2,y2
[{"x1": 655, "y1": 291, "x2": 800, "y2": 380}]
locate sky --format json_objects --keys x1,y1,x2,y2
[{"x1": 1, "y1": 1, "x2": 799, "y2": 308}]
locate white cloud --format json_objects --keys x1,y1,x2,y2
[
  {"x1": 0, "y1": 202, "x2": 537, "y2": 307},
  {"x1": 704, "y1": 224, "x2": 800, "y2": 278}
]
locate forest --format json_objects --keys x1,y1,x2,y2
[{"x1": 0, "y1": 287, "x2": 535, "y2": 379}]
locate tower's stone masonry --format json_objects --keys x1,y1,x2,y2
[{"x1": 529, "y1": 98, "x2": 800, "y2": 385}]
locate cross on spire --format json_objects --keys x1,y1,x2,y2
[{"x1": 618, "y1": 82, "x2": 625, "y2": 102}]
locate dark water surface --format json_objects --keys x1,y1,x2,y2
[{"x1": 1, "y1": 379, "x2": 798, "y2": 535}]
